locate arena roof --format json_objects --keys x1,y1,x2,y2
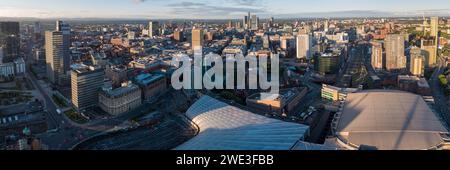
[
  {"x1": 176, "y1": 95, "x2": 309, "y2": 150},
  {"x1": 336, "y1": 90, "x2": 448, "y2": 150}
]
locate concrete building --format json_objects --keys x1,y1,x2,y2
[
  {"x1": 371, "y1": 41, "x2": 383, "y2": 70},
  {"x1": 127, "y1": 31, "x2": 135, "y2": 40},
  {"x1": 296, "y1": 33, "x2": 313, "y2": 59},
  {"x1": 314, "y1": 51, "x2": 342, "y2": 75},
  {"x1": 45, "y1": 21, "x2": 71, "y2": 85},
  {"x1": 0, "y1": 22, "x2": 20, "y2": 63},
  {"x1": 89, "y1": 51, "x2": 108, "y2": 68},
  {"x1": 0, "y1": 62, "x2": 14, "y2": 79},
  {"x1": 279, "y1": 36, "x2": 291, "y2": 50},
  {"x1": 148, "y1": 21, "x2": 159, "y2": 37},
  {"x1": 397, "y1": 75, "x2": 420, "y2": 93},
  {"x1": 222, "y1": 45, "x2": 247, "y2": 55},
  {"x1": 243, "y1": 15, "x2": 249, "y2": 30},
  {"x1": 0, "y1": 57, "x2": 25, "y2": 79},
  {"x1": 191, "y1": 28, "x2": 204, "y2": 50},
  {"x1": 410, "y1": 46, "x2": 425, "y2": 77},
  {"x1": 32, "y1": 48, "x2": 45, "y2": 63},
  {"x1": 134, "y1": 73, "x2": 167, "y2": 102},
  {"x1": 246, "y1": 87, "x2": 308, "y2": 115},
  {"x1": 430, "y1": 17, "x2": 439, "y2": 38},
  {"x1": 0, "y1": 47, "x2": 2, "y2": 63},
  {"x1": 385, "y1": 34, "x2": 406, "y2": 71},
  {"x1": 173, "y1": 30, "x2": 184, "y2": 42},
  {"x1": 105, "y1": 65, "x2": 128, "y2": 88},
  {"x1": 99, "y1": 82, "x2": 142, "y2": 116},
  {"x1": 250, "y1": 14, "x2": 258, "y2": 30},
  {"x1": 321, "y1": 84, "x2": 347, "y2": 101},
  {"x1": 71, "y1": 65, "x2": 105, "y2": 111},
  {"x1": 421, "y1": 39, "x2": 437, "y2": 67}
]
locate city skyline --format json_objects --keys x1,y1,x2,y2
[
  {"x1": 1, "y1": 0, "x2": 450, "y2": 19},
  {"x1": 1, "y1": 0, "x2": 450, "y2": 153}
]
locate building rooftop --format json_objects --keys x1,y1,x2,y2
[
  {"x1": 336, "y1": 90, "x2": 448, "y2": 150},
  {"x1": 176, "y1": 95, "x2": 309, "y2": 150},
  {"x1": 247, "y1": 87, "x2": 305, "y2": 103},
  {"x1": 101, "y1": 82, "x2": 139, "y2": 97},
  {"x1": 135, "y1": 73, "x2": 164, "y2": 86},
  {"x1": 71, "y1": 64, "x2": 99, "y2": 74},
  {"x1": 398, "y1": 75, "x2": 420, "y2": 81}
]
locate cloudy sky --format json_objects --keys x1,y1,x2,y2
[{"x1": 0, "y1": 0, "x2": 450, "y2": 19}]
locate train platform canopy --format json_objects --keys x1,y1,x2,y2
[{"x1": 176, "y1": 95, "x2": 310, "y2": 150}]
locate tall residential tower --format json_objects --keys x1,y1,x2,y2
[{"x1": 385, "y1": 34, "x2": 406, "y2": 71}]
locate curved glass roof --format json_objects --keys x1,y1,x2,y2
[{"x1": 176, "y1": 95, "x2": 309, "y2": 150}]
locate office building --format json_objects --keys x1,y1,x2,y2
[
  {"x1": 246, "y1": 87, "x2": 308, "y2": 115},
  {"x1": 105, "y1": 65, "x2": 128, "y2": 88},
  {"x1": 134, "y1": 73, "x2": 167, "y2": 102},
  {"x1": 321, "y1": 84, "x2": 353, "y2": 101},
  {"x1": 280, "y1": 36, "x2": 288, "y2": 50},
  {"x1": 99, "y1": 82, "x2": 142, "y2": 116},
  {"x1": 0, "y1": 57, "x2": 25, "y2": 81},
  {"x1": 227, "y1": 20, "x2": 233, "y2": 28},
  {"x1": 430, "y1": 17, "x2": 439, "y2": 37},
  {"x1": 385, "y1": 34, "x2": 406, "y2": 71},
  {"x1": 371, "y1": 41, "x2": 383, "y2": 70},
  {"x1": 173, "y1": 30, "x2": 184, "y2": 42},
  {"x1": 236, "y1": 21, "x2": 241, "y2": 29},
  {"x1": 421, "y1": 39, "x2": 437, "y2": 67},
  {"x1": 127, "y1": 31, "x2": 135, "y2": 40},
  {"x1": 314, "y1": 52, "x2": 342, "y2": 75},
  {"x1": 56, "y1": 20, "x2": 70, "y2": 33},
  {"x1": 71, "y1": 65, "x2": 105, "y2": 111},
  {"x1": 192, "y1": 28, "x2": 204, "y2": 50},
  {"x1": 0, "y1": 21, "x2": 20, "y2": 35},
  {"x1": 410, "y1": 47, "x2": 425, "y2": 77},
  {"x1": 0, "y1": 22, "x2": 20, "y2": 63},
  {"x1": 45, "y1": 21, "x2": 71, "y2": 85},
  {"x1": 0, "y1": 47, "x2": 3, "y2": 63},
  {"x1": 251, "y1": 14, "x2": 258, "y2": 30},
  {"x1": 205, "y1": 31, "x2": 214, "y2": 41},
  {"x1": 148, "y1": 21, "x2": 159, "y2": 37},
  {"x1": 296, "y1": 33, "x2": 313, "y2": 59},
  {"x1": 243, "y1": 16, "x2": 249, "y2": 30},
  {"x1": 430, "y1": 17, "x2": 439, "y2": 61}
]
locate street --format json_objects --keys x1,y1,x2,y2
[{"x1": 429, "y1": 57, "x2": 450, "y2": 129}]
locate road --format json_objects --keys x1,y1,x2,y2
[
  {"x1": 430, "y1": 57, "x2": 450, "y2": 129},
  {"x1": 336, "y1": 42, "x2": 369, "y2": 88},
  {"x1": 27, "y1": 72, "x2": 62, "y2": 130}
]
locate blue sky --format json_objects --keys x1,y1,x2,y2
[{"x1": 0, "y1": 0, "x2": 450, "y2": 19}]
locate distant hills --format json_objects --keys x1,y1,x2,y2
[{"x1": 1, "y1": 9, "x2": 449, "y2": 21}]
